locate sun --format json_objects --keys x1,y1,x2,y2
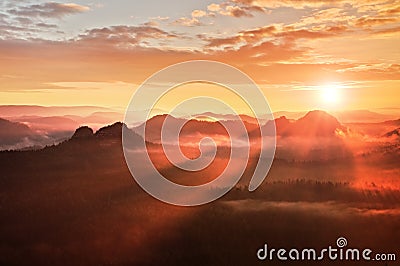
[{"x1": 320, "y1": 84, "x2": 341, "y2": 105}]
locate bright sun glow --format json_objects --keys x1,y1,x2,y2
[{"x1": 320, "y1": 84, "x2": 341, "y2": 104}]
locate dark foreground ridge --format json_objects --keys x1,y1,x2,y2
[{"x1": 0, "y1": 112, "x2": 399, "y2": 265}]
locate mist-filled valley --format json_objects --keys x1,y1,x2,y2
[{"x1": 0, "y1": 110, "x2": 399, "y2": 265}]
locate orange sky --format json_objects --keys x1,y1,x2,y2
[{"x1": 0, "y1": 0, "x2": 399, "y2": 113}]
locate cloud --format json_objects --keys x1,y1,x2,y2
[
  {"x1": 0, "y1": 36, "x2": 398, "y2": 97},
  {"x1": 373, "y1": 26, "x2": 400, "y2": 36},
  {"x1": 276, "y1": 26, "x2": 347, "y2": 40},
  {"x1": 145, "y1": 16, "x2": 171, "y2": 27},
  {"x1": 0, "y1": 24, "x2": 41, "y2": 40},
  {"x1": 191, "y1": 10, "x2": 207, "y2": 18},
  {"x1": 379, "y1": 5, "x2": 400, "y2": 15},
  {"x1": 173, "y1": 17, "x2": 203, "y2": 27},
  {"x1": 337, "y1": 63, "x2": 400, "y2": 75},
  {"x1": 8, "y1": 2, "x2": 89, "y2": 18},
  {"x1": 230, "y1": 0, "x2": 352, "y2": 9},
  {"x1": 0, "y1": 2, "x2": 89, "y2": 39},
  {"x1": 355, "y1": 0, "x2": 399, "y2": 13},
  {"x1": 142, "y1": 21, "x2": 159, "y2": 27},
  {"x1": 203, "y1": 25, "x2": 276, "y2": 48},
  {"x1": 355, "y1": 16, "x2": 400, "y2": 27},
  {"x1": 149, "y1": 16, "x2": 170, "y2": 21},
  {"x1": 36, "y1": 22, "x2": 58, "y2": 29},
  {"x1": 240, "y1": 24, "x2": 277, "y2": 36},
  {"x1": 0, "y1": 38, "x2": 200, "y2": 93},
  {"x1": 231, "y1": 0, "x2": 397, "y2": 13},
  {"x1": 171, "y1": 5, "x2": 222, "y2": 27},
  {"x1": 220, "y1": 5, "x2": 254, "y2": 17},
  {"x1": 0, "y1": 0, "x2": 399, "y2": 93},
  {"x1": 75, "y1": 25, "x2": 179, "y2": 47},
  {"x1": 209, "y1": 39, "x2": 307, "y2": 64},
  {"x1": 190, "y1": 1, "x2": 266, "y2": 21},
  {"x1": 205, "y1": 36, "x2": 244, "y2": 48},
  {"x1": 207, "y1": 3, "x2": 221, "y2": 12},
  {"x1": 173, "y1": 8, "x2": 217, "y2": 27},
  {"x1": 224, "y1": 0, "x2": 399, "y2": 41},
  {"x1": 14, "y1": 16, "x2": 34, "y2": 25},
  {"x1": 47, "y1": 81, "x2": 135, "y2": 90},
  {"x1": 232, "y1": 0, "x2": 323, "y2": 9},
  {"x1": 203, "y1": 23, "x2": 346, "y2": 49},
  {"x1": 293, "y1": 7, "x2": 355, "y2": 28},
  {"x1": 348, "y1": 2, "x2": 400, "y2": 29},
  {"x1": 217, "y1": 1, "x2": 266, "y2": 17}
]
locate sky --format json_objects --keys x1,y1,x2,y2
[{"x1": 0, "y1": 0, "x2": 399, "y2": 113}]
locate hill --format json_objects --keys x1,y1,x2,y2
[{"x1": 0, "y1": 118, "x2": 35, "y2": 144}]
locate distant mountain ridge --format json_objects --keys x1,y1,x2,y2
[
  {"x1": 0, "y1": 118, "x2": 35, "y2": 141},
  {"x1": 333, "y1": 110, "x2": 398, "y2": 123},
  {"x1": 70, "y1": 122, "x2": 143, "y2": 147},
  {"x1": 290, "y1": 110, "x2": 345, "y2": 137},
  {"x1": 1, "y1": 109, "x2": 399, "y2": 151},
  {"x1": 0, "y1": 105, "x2": 113, "y2": 117},
  {"x1": 383, "y1": 128, "x2": 400, "y2": 138},
  {"x1": 135, "y1": 110, "x2": 347, "y2": 142},
  {"x1": 0, "y1": 118, "x2": 49, "y2": 150},
  {"x1": 71, "y1": 122, "x2": 127, "y2": 140}
]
